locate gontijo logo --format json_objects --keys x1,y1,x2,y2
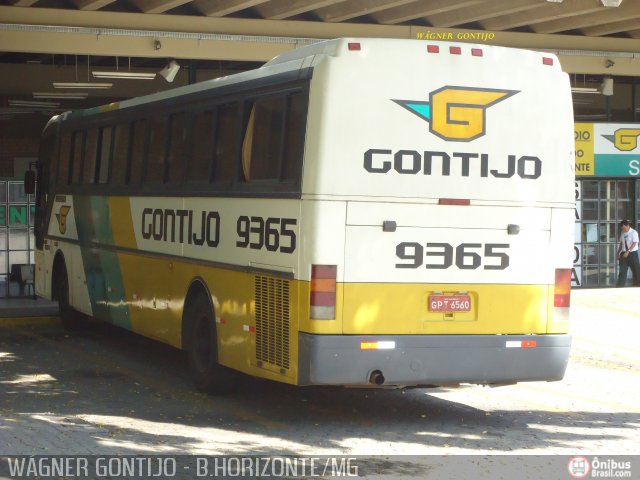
[
  {"x1": 55, "y1": 205, "x2": 71, "y2": 235},
  {"x1": 602, "y1": 128, "x2": 640, "y2": 151},
  {"x1": 393, "y1": 86, "x2": 518, "y2": 142}
]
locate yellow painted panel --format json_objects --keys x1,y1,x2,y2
[
  {"x1": 118, "y1": 252, "x2": 178, "y2": 346},
  {"x1": 117, "y1": 254, "x2": 301, "y2": 384},
  {"x1": 574, "y1": 123, "x2": 594, "y2": 177},
  {"x1": 342, "y1": 283, "x2": 552, "y2": 335},
  {"x1": 109, "y1": 197, "x2": 137, "y2": 249}
]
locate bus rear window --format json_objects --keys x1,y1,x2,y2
[
  {"x1": 145, "y1": 117, "x2": 169, "y2": 185},
  {"x1": 57, "y1": 133, "x2": 72, "y2": 185},
  {"x1": 167, "y1": 113, "x2": 189, "y2": 184},
  {"x1": 70, "y1": 131, "x2": 84, "y2": 185},
  {"x1": 83, "y1": 128, "x2": 99, "y2": 184},
  {"x1": 111, "y1": 123, "x2": 130, "y2": 186},
  {"x1": 212, "y1": 103, "x2": 238, "y2": 183},
  {"x1": 129, "y1": 120, "x2": 147, "y2": 186},
  {"x1": 188, "y1": 110, "x2": 215, "y2": 184}
]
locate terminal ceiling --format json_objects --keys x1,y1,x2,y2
[{"x1": 2, "y1": 0, "x2": 640, "y2": 115}]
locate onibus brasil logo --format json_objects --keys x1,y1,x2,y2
[{"x1": 393, "y1": 86, "x2": 518, "y2": 142}]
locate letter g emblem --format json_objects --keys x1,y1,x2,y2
[{"x1": 394, "y1": 86, "x2": 518, "y2": 142}]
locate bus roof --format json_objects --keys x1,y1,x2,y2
[{"x1": 56, "y1": 38, "x2": 560, "y2": 123}]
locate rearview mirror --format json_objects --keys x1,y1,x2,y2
[{"x1": 24, "y1": 169, "x2": 36, "y2": 195}]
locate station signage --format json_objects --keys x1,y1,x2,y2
[
  {"x1": 575, "y1": 123, "x2": 640, "y2": 177},
  {"x1": 0, "y1": 205, "x2": 35, "y2": 227}
]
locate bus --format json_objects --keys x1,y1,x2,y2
[{"x1": 29, "y1": 38, "x2": 575, "y2": 393}]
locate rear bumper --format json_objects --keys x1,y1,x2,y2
[{"x1": 297, "y1": 333, "x2": 571, "y2": 387}]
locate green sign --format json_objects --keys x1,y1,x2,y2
[{"x1": 0, "y1": 205, "x2": 36, "y2": 227}]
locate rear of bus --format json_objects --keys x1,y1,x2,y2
[{"x1": 296, "y1": 39, "x2": 574, "y2": 387}]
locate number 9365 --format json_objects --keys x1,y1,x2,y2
[{"x1": 395, "y1": 242, "x2": 509, "y2": 270}]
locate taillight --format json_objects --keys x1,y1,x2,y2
[
  {"x1": 427, "y1": 45, "x2": 440, "y2": 53},
  {"x1": 449, "y1": 46, "x2": 461, "y2": 55},
  {"x1": 471, "y1": 48, "x2": 483, "y2": 57},
  {"x1": 543, "y1": 57, "x2": 554, "y2": 66},
  {"x1": 439, "y1": 198, "x2": 470, "y2": 206},
  {"x1": 311, "y1": 265, "x2": 336, "y2": 320},
  {"x1": 348, "y1": 42, "x2": 361, "y2": 51},
  {"x1": 554, "y1": 268, "x2": 571, "y2": 307}
]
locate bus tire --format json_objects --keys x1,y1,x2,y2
[
  {"x1": 53, "y1": 257, "x2": 81, "y2": 331},
  {"x1": 186, "y1": 294, "x2": 238, "y2": 394}
]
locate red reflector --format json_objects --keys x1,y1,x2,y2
[
  {"x1": 554, "y1": 268, "x2": 572, "y2": 307},
  {"x1": 439, "y1": 198, "x2": 470, "y2": 206},
  {"x1": 312, "y1": 265, "x2": 337, "y2": 279},
  {"x1": 543, "y1": 57, "x2": 554, "y2": 66},
  {"x1": 348, "y1": 42, "x2": 361, "y2": 51},
  {"x1": 471, "y1": 48, "x2": 483, "y2": 57},
  {"x1": 522, "y1": 340, "x2": 537, "y2": 348},
  {"x1": 427, "y1": 45, "x2": 439, "y2": 53},
  {"x1": 310, "y1": 291, "x2": 335, "y2": 307},
  {"x1": 449, "y1": 46, "x2": 461, "y2": 55}
]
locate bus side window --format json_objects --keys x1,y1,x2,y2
[
  {"x1": 166, "y1": 112, "x2": 189, "y2": 185},
  {"x1": 97, "y1": 126, "x2": 113, "y2": 184},
  {"x1": 282, "y1": 91, "x2": 308, "y2": 182},
  {"x1": 111, "y1": 123, "x2": 131, "y2": 186},
  {"x1": 129, "y1": 120, "x2": 147, "y2": 186},
  {"x1": 57, "y1": 132, "x2": 72, "y2": 185},
  {"x1": 83, "y1": 128, "x2": 99, "y2": 184},
  {"x1": 243, "y1": 96, "x2": 286, "y2": 182},
  {"x1": 188, "y1": 110, "x2": 215, "y2": 184},
  {"x1": 212, "y1": 103, "x2": 238, "y2": 184},
  {"x1": 70, "y1": 131, "x2": 85, "y2": 185},
  {"x1": 145, "y1": 116, "x2": 169, "y2": 185}
]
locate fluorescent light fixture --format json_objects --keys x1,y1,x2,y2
[
  {"x1": 9, "y1": 99, "x2": 61, "y2": 108},
  {"x1": 571, "y1": 87, "x2": 599, "y2": 94},
  {"x1": 601, "y1": 0, "x2": 622, "y2": 6},
  {"x1": 53, "y1": 82, "x2": 112, "y2": 89},
  {"x1": 33, "y1": 92, "x2": 89, "y2": 100},
  {"x1": 0, "y1": 108, "x2": 33, "y2": 114},
  {"x1": 576, "y1": 114, "x2": 607, "y2": 120},
  {"x1": 92, "y1": 71, "x2": 156, "y2": 80}
]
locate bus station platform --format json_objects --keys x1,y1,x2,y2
[{"x1": 0, "y1": 297, "x2": 58, "y2": 319}]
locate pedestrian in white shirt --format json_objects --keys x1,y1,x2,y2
[{"x1": 616, "y1": 219, "x2": 640, "y2": 287}]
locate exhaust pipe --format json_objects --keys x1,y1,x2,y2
[{"x1": 369, "y1": 370, "x2": 385, "y2": 386}]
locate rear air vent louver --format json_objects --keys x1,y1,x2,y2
[{"x1": 255, "y1": 275, "x2": 290, "y2": 370}]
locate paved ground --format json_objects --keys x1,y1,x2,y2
[{"x1": 0, "y1": 289, "x2": 638, "y2": 465}]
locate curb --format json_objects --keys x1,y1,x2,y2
[{"x1": 0, "y1": 316, "x2": 60, "y2": 327}]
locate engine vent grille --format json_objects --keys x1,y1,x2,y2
[{"x1": 255, "y1": 275, "x2": 290, "y2": 369}]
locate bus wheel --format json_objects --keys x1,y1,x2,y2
[
  {"x1": 53, "y1": 261, "x2": 81, "y2": 331},
  {"x1": 187, "y1": 294, "x2": 238, "y2": 394}
]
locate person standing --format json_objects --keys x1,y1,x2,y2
[{"x1": 616, "y1": 220, "x2": 640, "y2": 287}]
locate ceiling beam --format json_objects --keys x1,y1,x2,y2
[
  {"x1": 582, "y1": 17, "x2": 640, "y2": 36},
  {"x1": 192, "y1": 0, "x2": 268, "y2": 17},
  {"x1": 482, "y1": 0, "x2": 604, "y2": 31},
  {"x1": 425, "y1": 0, "x2": 543, "y2": 28},
  {"x1": 130, "y1": 0, "x2": 193, "y2": 14},
  {"x1": 9, "y1": 0, "x2": 41, "y2": 6},
  {"x1": 534, "y1": 1, "x2": 640, "y2": 33},
  {"x1": 70, "y1": 0, "x2": 117, "y2": 11},
  {"x1": 372, "y1": 0, "x2": 483, "y2": 25},
  {"x1": 314, "y1": 0, "x2": 416, "y2": 23},
  {"x1": 255, "y1": 0, "x2": 346, "y2": 20},
  {"x1": 3, "y1": 6, "x2": 640, "y2": 57}
]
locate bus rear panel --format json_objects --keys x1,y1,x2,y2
[{"x1": 295, "y1": 39, "x2": 574, "y2": 387}]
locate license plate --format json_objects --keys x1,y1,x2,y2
[{"x1": 428, "y1": 294, "x2": 471, "y2": 312}]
